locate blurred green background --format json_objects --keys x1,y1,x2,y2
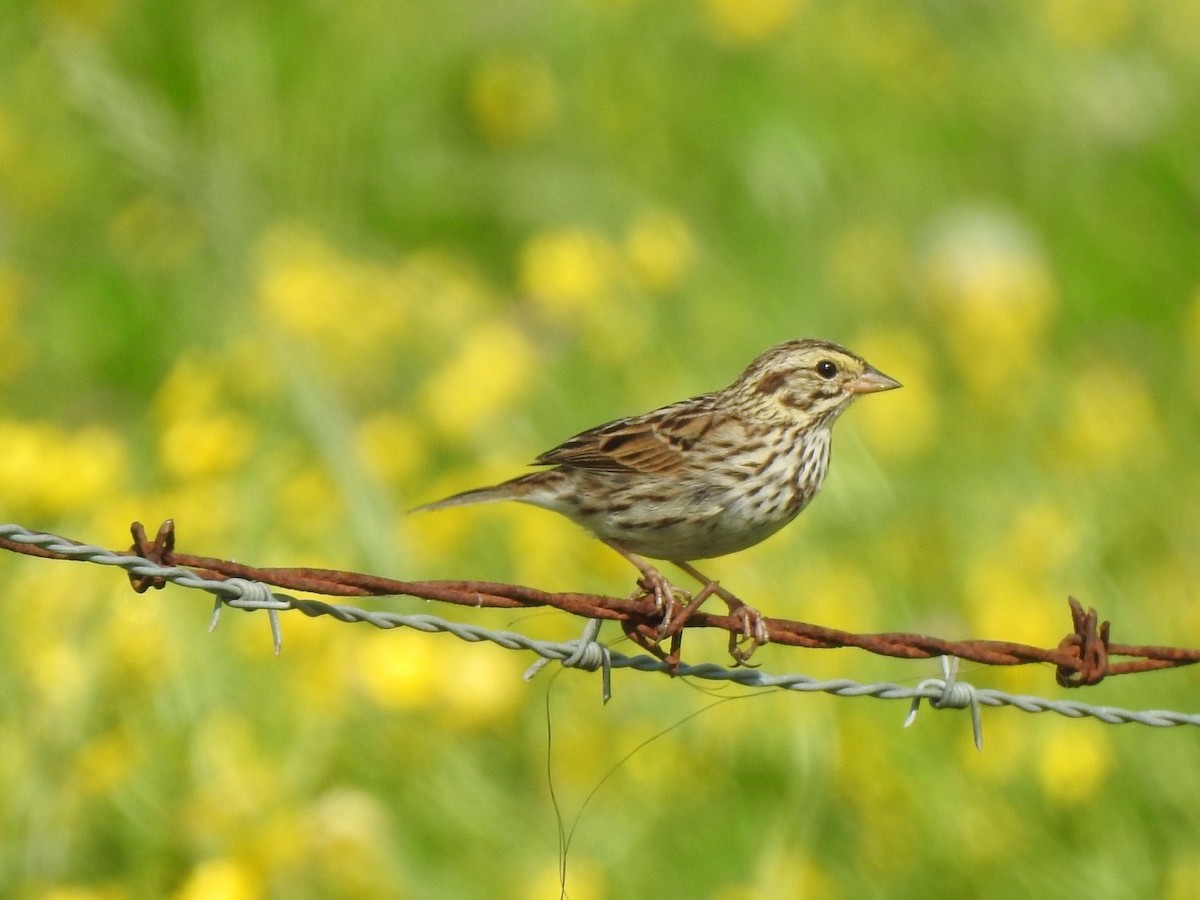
[{"x1": 4, "y1": 0, "x2": 1200, "y2": 897}]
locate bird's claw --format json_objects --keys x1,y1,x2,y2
[
  {"x1": 726, "y1": 603, "x2": 769, "y2": 666},
  {"x1": 633, "y1": 571, "x2": 689, "y2": 634},
  {"x1": 611, "y1": 545, "x2": 771, "y2": 667}
]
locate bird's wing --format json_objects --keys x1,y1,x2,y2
[{"x1": 532, "y1": 396, "x2": 726, "y2": 476}]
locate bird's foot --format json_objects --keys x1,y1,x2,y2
[
  {"x1": 604, "y1": 540, "x2": 689, "y2": 633},
  {"x1": 724, "y1": 600, "x2": 769, "y2": 666},
  {"x1": 672, "y1": 561, "x2": 770, "y2": 666},
  {"x1": 603, "y1": 543, "x2": 772, "y2": 667},
  {"x1": 633, "y1": 569, "x2": 695, "y2": 638},
  {"x1": 633, "y1": 567, "x2": 677, "y2": 614}
]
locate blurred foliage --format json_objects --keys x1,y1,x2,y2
[{"x1": 3, "y1": 0, "x2": 1200, "y2": 897}]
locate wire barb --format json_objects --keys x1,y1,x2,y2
[
  {"x1": 905, "y1": 657, "x2": 984, "y2": 750},
  {"x1": 222, "y1": 578, "x2": 285, "y2": 654},
  {"x1": 4, "y1": 520, "x2": 1200, "y2": 731},
  {"x1": 524, "y1": 618, "x2": 613, "y2": 702},
  {"x1": 1056, "y1": 597, "x2": 1110, "y2": 687},
  {"x1": 127, "y1": 519, "x2": 175, "y2": 592}
]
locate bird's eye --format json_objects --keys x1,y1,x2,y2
[{"x1": 815, "y1": 360, "x2": 838, "y2": 379}]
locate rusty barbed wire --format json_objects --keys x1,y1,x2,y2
[{"x1": 2, "y1": 519, "x2": 1199, "y2": 688}]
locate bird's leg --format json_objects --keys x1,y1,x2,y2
[
  {"x1": 655, "y1": 579, "x2": 721, "y2": 641},
  {"x1": 671, "y1": 560, "x2": 770, "y2": 664},
  {"x1": 601, "y1": 540, "x2": 687, "y2": 632},
  {"x1": 620, "y1": 618, "x2": 686, "y2": 674}
]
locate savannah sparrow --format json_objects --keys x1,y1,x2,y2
[{"x1": 416, "y1": 338, "x2": 900, "y2": 656}]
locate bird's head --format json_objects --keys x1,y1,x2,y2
[{"x1": 731, "y1": 338, "x2": 901, "y2": 425}]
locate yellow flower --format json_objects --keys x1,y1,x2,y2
[
  {"x1": 355, "y1": 411, "x2": 426, "y2": 486},
  {"x1": 1037, "y1": 722, "x2": 1113, "y2": 804},
  {"x1": 625, "y1": 208, "x2": 697, "y2": 294},
  {"x1": 154, "y1": 354, "x2": 225, "y2": 418},
  {"x1": 105, "y1": 601, "x2": 175, "y2": 686},
  {"x1": 519, "y1": 228, "x2": 620, "y2": 317},
  {"x1": 524, "y1": 858, "x2": 607, "y2": 900},
  {"x1": 129, "y1": 482, "x2": 236, "y2": 549},
  {"x1": 271, "y1": 463, "x2": 345, "y2": 546},
  {"x1": 518, "y1": 226, "x2": 655, "y2": 358},
  {"x1": 789, "y1": 560, "x2": 880, "y2": 636},
  {"x1": 468, "y1": 51, "x2": 559, "y2": 147},
  {"x1": 406, "y1": 472, "x2": 491, "y2": 565},
  {"x1": 436, "y1": 643, "x2": 524, "y2": 727},
  {"x1": 173, "y1": 858, "x2": 261, "y2": 900},
  {"x1": 960, "y1": 715, "x2": 1032, "y2": 779},
  {"x1": 508, "y1": 505, "x2": 601, "y2": 595},
  {"x1": 834, "y1": 716, "x2": 918, "y2": 869},
  {"x1": 0, "y1": 420, "x2": 127, "y2": 516},
  {"x1": 418, "y1": 321, "x2": 536, "y2": 440},
  {"x1": 153, "y1": 351, "x2": 260, "y2": 488},
  {"x1": 254, "y1": 225, "x2": 409, "y2": 372},
  {"x1": 1004, "y1": 502, "x2": 1082, "y2": 575},
  {"x1": 26, "y1": 637, "x2": 88, "y2": 714},
  {"x1": 355, "y1": 630, "x2": 440, "y2": 711},
  {"x1": 74, "y1": 728, "x2": 139, "y2": 795},
  {"x1": 257, "y1": 226, "x2": 350, "y2": 335},
  {"x1": 964, "y1": 558, "x2": 1062, "y2": 650},
  {"x1": 1054, "y1": 362, "x2": 1160, "y2": 471},
  {"x1": 58, "y1": 425, "x2": 129, "y2": 511},
  {"x1": 922, "y1": 208, "x2": 1057, "y2": 401},
  {"x1": 703, "y1": 0, "x2": 803, "y2": 46},
  {"x1": 159, "y1": 413, "x2": 256, "y2": 480}
]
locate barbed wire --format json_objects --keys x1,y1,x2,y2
[{"x1": 3, "y1": 520, "x2": 1200, "y2": 745}]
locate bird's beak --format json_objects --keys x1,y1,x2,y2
[{"x1": 850, "y1": 366, "x2": 902, "y2": 394}]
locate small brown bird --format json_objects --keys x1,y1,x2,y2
[{"x1": 416, "y1": 338, "x2": 899, "y2": 655}]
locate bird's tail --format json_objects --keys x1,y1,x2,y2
[{"x1": 410, "y1": 475, "x2": 535, "y2": 513}]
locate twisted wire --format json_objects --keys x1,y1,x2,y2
[{"x1": 4, "y1": 523, "x2": 1199, "y2": 735}]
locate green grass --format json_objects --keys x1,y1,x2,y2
[{"x1": 4, "y1": 1, "x2": 1200, "y2": 897}]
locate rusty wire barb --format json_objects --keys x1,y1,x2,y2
[
  {"x1": 1, "y1": 519, "x2": 1199, "y2": 688},
  {"x1": 6, "y1": 521, "x2": 1200, "y2": 741}
]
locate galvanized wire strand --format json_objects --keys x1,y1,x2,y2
[
  {"x1": 4, "y1": 523, "x2": 1200, "y2": 736},
  {"x1": 26, "y1": 518, "x2": 1192, "y2": 683}
]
